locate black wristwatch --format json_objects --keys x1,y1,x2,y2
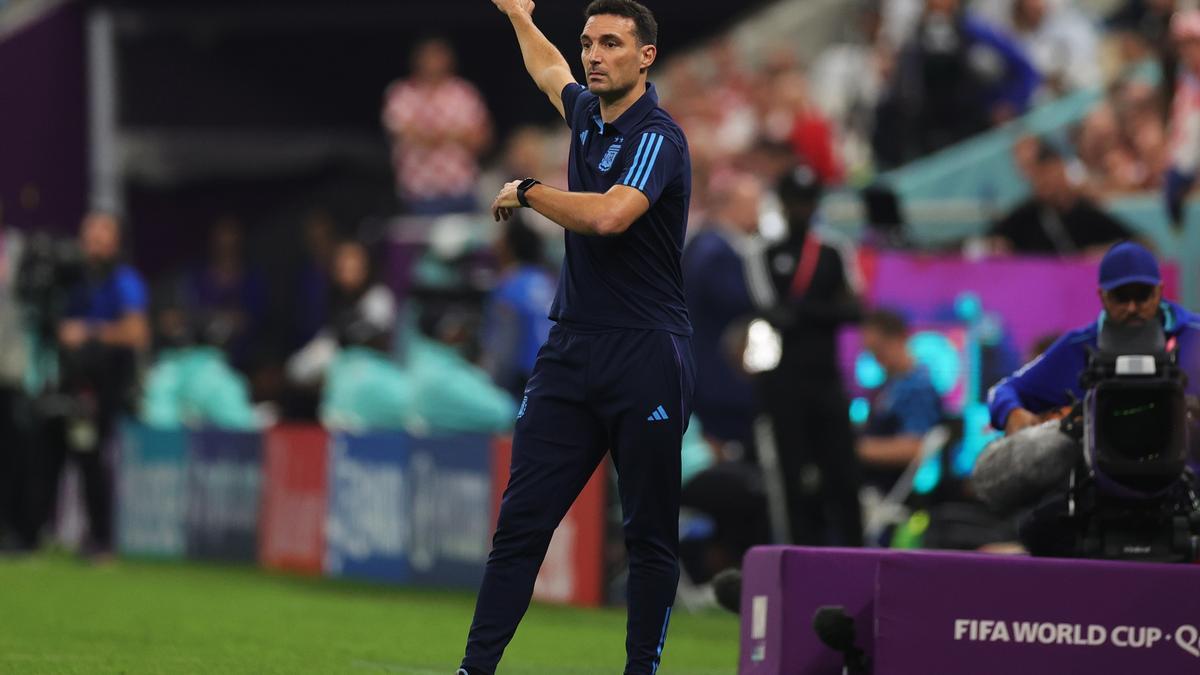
[{"x1": 516, "y1": 177, "x2": 541, "y2": 208}]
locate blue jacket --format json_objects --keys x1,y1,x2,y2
[{"x1": 988, "y1": 301, "x2": 1200, "y2": 430}]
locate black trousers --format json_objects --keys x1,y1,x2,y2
[
  {"x1": 37, "y1": 344, "x2": 135, "y2": 551},
  {"x1": 0, "y1": 386, "x2": 37, "y2": 548},
  {"x1": 759, "y1": 372, "x2": 863, "y2": 547}
]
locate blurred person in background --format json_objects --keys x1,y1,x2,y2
[
  {"x1": 184, "y1": 216, "x2": 266, "y2": 373},
  {"x1": 1165, "y1": 9, "x2": 1200, "y2": 227},
  {"x1": 0, "y1": 215, "x2": 35, "y2": 551},
  {"x1": 874, "y1": 0, "x2": 1039, "y2": 168},
  {"x1": 382, "y1": 37, "x2": 493, "y2": 215},
  {"x1": 480, "y1": 216, "x2": 555, "y2": 401},
  {"x1": 46, "y1": 211, "x2": 148, "y2": 558},
  {"x1": 977, "y1": 0, "x2": 1101, "y2": 98},
  {"x1": 855, "y1": 308, "x2": 944, "y2": 492},
  {"x1": 287, "y1": 240, "x2": 396, "y2": 394},
  {"x1": 682, "y1": 172, "x2": 759, "y2": 455},
  {"x1": 292, "y1": 209, "x2": 338, "y2": 351},
  {"x1": 1107, "y1": 0, "x2": 1178, "y2": 101},
  {"x1": 989, "y1": 140, "x2": 1134, "y2": 254},
  {"x1": 745, "y1": 165, "x2": 865, "y2": 546},
  {"x1": 810, "y1": 0, "x2": 890, "y2": 178},
  {"x1": 407, "y1": 288, "x2": 516, "y2": 436},
  {"x1": 141, "y1": 306, "x2": 259, "y2": 431},
  {"x1": 320, "y1": 297, "x2": 414, "y2": 433}
]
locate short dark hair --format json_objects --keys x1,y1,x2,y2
[
  {"x1": 585, "y1": 0, "x2": 658, "y2": 46},
  {"x1": 863, "y1": 308, "x2": 910, "y2": 338}
]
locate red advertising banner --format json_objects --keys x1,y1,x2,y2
[
  {"x1": 491, "y1": 437, "x2": 607, "y2": 607},
  {"x1": 260, "y1": 425, "x2": 329, "y2": 575}
]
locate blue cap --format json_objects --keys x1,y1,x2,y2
[{"x1": 1098, "y1": 241, "x2": 1160, "y2": 291}]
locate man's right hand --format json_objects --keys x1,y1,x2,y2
[
  {"x1": 1004, "y1": 408, "x2": 1040, "y2": 436},
  {"x1": 492, "y1": 0, "x2": 534, "y2": 18}
]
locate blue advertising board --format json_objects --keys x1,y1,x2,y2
[
  {"x1": 186, "y1": 429, "x2": 263, "y2": 562},
  {"x1": 325, "y1": 432, "x2": 412, "y2": 583},
  {"x1": 406, "y1": 433, "x2": 493, "y2": 588},
  {"x1": 325, "y1": 432, "x2": 494, "y2": 588},
  {"x1": 116, "y1": 423, "x2": 189, "y2": 558}
]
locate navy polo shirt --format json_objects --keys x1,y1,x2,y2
[{"x1": 550, "y1": 81, "x2": 692, "y2": 336}]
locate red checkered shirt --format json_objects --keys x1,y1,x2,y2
[{"x1": 382, "y1": 77, "x2": 492, "y2": 200}]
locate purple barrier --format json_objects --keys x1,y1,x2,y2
[
  {"x1": 739, "y1": 546, "x2": 1200, "y2": 675},
  {"x1": 867, "y1": 253, "x2": 1180, "y2": 357},
  {"x1": 876, "y1": 553, "x2": 1200, "y2": 674},
  {"x1": 740, "y1": 547, "x2": 878, "y2": 673}
]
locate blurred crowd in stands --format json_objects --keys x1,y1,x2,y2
[{"x1": 3, "y1": 0, "x2": 1200, "y2": 574}]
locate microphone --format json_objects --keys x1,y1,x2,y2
[
  {"x1": 711, "y1": 568, "x2": 742, "y2": 615},
  {"x1": 812, "y1": 606, "x2": 868, "y2": 674},
  {"x1": 971, "y1": 420, "x2": 1079, "y2": 513}
]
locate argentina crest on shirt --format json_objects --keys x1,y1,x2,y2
[{"x1": 598, "y1": 138, "x2": 623, "y2": 172}]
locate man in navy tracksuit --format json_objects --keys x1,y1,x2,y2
[
  {"x1": 460, "y1": 1, "x2": 693, "y2": 673},
  {"x1": 988, "y1": 242, "x2": 1200, "y2": 435}
]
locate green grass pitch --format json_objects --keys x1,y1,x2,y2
[{"x1": 0, "y1": 555, "x2": 739, "y2": 674}]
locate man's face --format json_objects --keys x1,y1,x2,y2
[
  {"x1": 414, "y1": 40, "x2": 454, "y2": 81},
  {"x1": 1014, "y1": 0, "x2": 1046, "y2": 28},
  {"x1": 80, "y1": 213, "x2": 119, "y2": 263},
  {"x1": 580, "y1": 14, "x2": 653, "y2": 98},
  {"x1": 721, "y1": 175, "x2": 762, "y2": 235},
  {"x1": 332, "y1": 243, "x2": 369, "y2": 292},
  {"x1": 1100, "y1": 283, "x2": 1163, "y2": 326},
  {"x1": 1032, "y1": 158, "x2": 1071, "y2": 203},
  {"x1": 862, "y1": 327, "x2": 908, "y2": 373}
]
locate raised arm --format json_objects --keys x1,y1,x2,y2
[{"x1": 492, "y1": 0, "x2": 576, "y2": 119}]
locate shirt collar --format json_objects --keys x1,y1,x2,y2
[{"x1": 590, "y1": 82, "x2": 659, "y2": 136}]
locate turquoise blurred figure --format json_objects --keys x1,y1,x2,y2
[{"x1": 141, "y1": 307, "x2": 258, "y2": 431}]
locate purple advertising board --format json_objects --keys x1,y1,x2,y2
[
  {"x1": 739, "y1": 546, "x2": 1200, "y2": 674},
  {"x1": 867, "y1": 253, "x2": 1180, "y2": 357},
  {"x1": 875, "y1": 552, "x2": 1200, "y2": 674}
]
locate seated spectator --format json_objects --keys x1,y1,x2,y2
[
  {"x1": 141, "y1": 307, "x2": 259, "y2": 431},
  {"x1": 287, "y1": 240, "x2": 396, "y2": 387},
  {"x1": 979, "y1": 0, "x2": 1102, "y2": 97},
  {"x1": 855, "y1": 309, "x2": 945, "y2": 492},
  {"x1": 184, "y1": 216, "x2": 266, "y2": 372},
  {"x1": 480, "y1": 216, "x2": 555, "y2": 401},
  {"x1": 989, "y1": 141, "x2": 1134, "y2": 254},
  {"x1": 408, "y1": 290, "x2": 516, "y2": 435},
  {"x1": 874, "y1": 0, "x2": 1040, "y2": 167},
  {"x1": 381, "y1": 37, "x2": 493, "y2": 215},
  {"x1": 810, "y1": 0, "x2": 890, "y2": 177},
  {"x1": 682, "y1": 173, "x2": 759, "y2": 453},
  {"x1": 320, "y1": 310, "x2": 414, "y2": 433}
]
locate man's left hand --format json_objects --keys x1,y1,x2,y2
[{"x1": 491, "y1": 180, "x2": 522, "y2": 222}]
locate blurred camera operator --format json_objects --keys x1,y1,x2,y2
[
  {"x1": 745, "y1": 164, "x2": 865, "y2": 546},
  {"x1": 46, "y1": 211, "x2": 148, "y2": 557},
  {"x1": 988, "y1": 241, "x2": 1200, "y2": 436}
]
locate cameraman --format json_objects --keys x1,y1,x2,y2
[
  {"x1": 988, "y1": 242, "x2": 1200, "y2": 435},
  {"x1": 48, "y1": 212, "x2": 148, "y2": 556}
]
